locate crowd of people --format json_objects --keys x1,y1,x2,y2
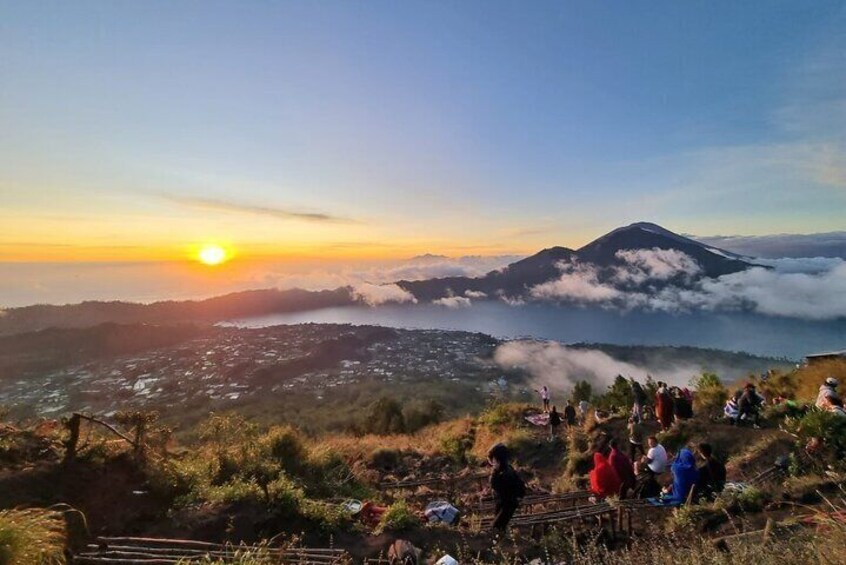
[{"x1": 484, "y1": 374, "x2": 841, "y2": 532}]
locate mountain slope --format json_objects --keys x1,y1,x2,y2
[
  {"x1": 397, "y1": 222, "x2": 754, "y2": 300},
  {"x1": 576, "y1": 222, "x2": 751, "y2": 278}
]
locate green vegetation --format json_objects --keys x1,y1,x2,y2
[
  {"x1": 147, "y1": 413, "x2": 369, "y2": 530},
  {"x1": 0, "y1": 508, "x2": 66, "y2": 565},
  {"x1": 376, "y1": 499, "x2": 419, "y2": 533},
  {"x1": 691, "y1": 372, "x2": 729, "y2": 415}
]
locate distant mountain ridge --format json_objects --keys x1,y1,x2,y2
[
  {"x1": 0, "y1": 222, "x2": 756, "y2": 335},
  {"x1": 397, "y1": 222, "x2": 754, "y2": 300}
]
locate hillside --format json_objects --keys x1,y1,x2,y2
[{"x1": 0, "y1": 356, "x2": 844, "y2": 563}]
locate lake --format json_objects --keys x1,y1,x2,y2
[{"x1": 228, "y1": 301, "x2": 846, "y2": 360}]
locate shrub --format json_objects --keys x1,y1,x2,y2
[
  {"x1": 715, "y1": 485, "x2": 768, "y2": 513},
  {"x1": 690, "y1": 372, "x2": 728, "y2": 415},
  {"x1": 376, "y1": 499, "x2": 419, "y2": 533},
  {"x1": 261, "y1": 426, "x2": 308, "y2": 474},
  {"x1": 478, "y1": 402, "x2": 515, "y2": 427},
  {"x1": 369, "y1": 448, "x2": 402, "y2": 471},
  {"x1": 438, "y1": 430, "x2": 474, "y2": 465},
  {"x1": 360, "y1": 397, "x2": 406, "y2": 435},
  {"x1": 201, "y1": 478, "x2": 266, "y2": 505},
  {"x1": 786, "y1": 408, "x2": 846, "y2": 461},
  {"x1": 403, "y1": 400, "x2": 445, "y2": 433},
  {"x1": 0, "y1": 508, "x2": 66, "y2": 565},
  {"x1": 266, "y1": 474, "x2": 305, "y2": 516},
  {"x1": 664, "y1": 504, "x2": 723, "y2": 533},
  {"x1": 300, "y1": 499, "x2": 351, "y2": 531}
]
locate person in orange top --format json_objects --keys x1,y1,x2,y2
[{"x1": 589, "y1": 451, "x2": 622, "y2": 498}]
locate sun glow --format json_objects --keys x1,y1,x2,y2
[{"x1": 197, "y1": 244, "x2": 229, "y2": 266}]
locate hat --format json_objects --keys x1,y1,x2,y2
[{"x1": 825, "y1": 377, "x2": 839, "y2": 387}]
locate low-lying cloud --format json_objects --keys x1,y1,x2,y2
[
  {"x1": 351, "y1": 283, "x2": 417, "y2": 306},
  {"x1": 433, "y1": 296, "x2": 472, "y2": 308},
  {"x1": 494, "y1": 341, "x2": 704, "y2": 393},
  {"x1": 613, "y1": 248, "x2": 701, "y2": 284},
  {"x1": 526, "y1": 249, "x2": 846, "y2": 321},
  {"x1": 695, "y1": 232, "x2": 846, "y2": 260}
]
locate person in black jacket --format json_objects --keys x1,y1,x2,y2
[
  {"x1": 695, "y1": 443, "x2": 726, "y2": 501},
  {"x1": 487, "y1": 443, "x2": 525, "y2": 533},
  {"x1": 738, "y1": 383, "x2": 763, "y2": 428},
  {"x1": 548, "y1": 406, "x2": 562, "y2": 441},
  {"x1": 563, "y1": 401, "x2": 577, "y2": 428}
]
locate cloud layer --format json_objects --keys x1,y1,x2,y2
[
  {"x1": 351, "y1": 283, "x2": 417, "y2": 306},
  {"x1": 525, "y1": 249, "x2": 846, "y2": 321},
  {"x1": 494, "y1": 341, "x2": 707, "y2": 393},
  {"x1": 695, "y1": 232, "x2": 846, "y2": 260}
]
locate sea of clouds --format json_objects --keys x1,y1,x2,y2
[{"x1": 521, "y1": 248, "x2": 846, "y2": 321}]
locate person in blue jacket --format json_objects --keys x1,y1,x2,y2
[{"x1": 660, "y1": 448, "x2": 700, "y2": 505}]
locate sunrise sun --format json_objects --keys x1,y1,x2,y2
[{"x1": 197, "y1": 244, "x2": 229, "y2": 266}]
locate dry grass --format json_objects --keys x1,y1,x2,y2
[
  {"x1": 319, "y1": 417, "x2": 475, "y2": 461},
  {"x1": 0, "y1": 508, "x2": 66, "y2": 565},
  {"x1": 793, "y1": 359, "x2": 846, "y2": 401}
]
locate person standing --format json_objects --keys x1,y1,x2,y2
[
  {"x1": 578, "y1": 399, "x2": 589, "y2": 424},
  {"x1": 627, "y1": 417, "x2": 645, "y2": 460},
  {"x1": 536, "y1": 385, "x2": 551, "y2": 412},
  {"x1": 486, "y1": 443, "x2": 525, "y2": 534},
  {"x1": 548, "y1": 405, "x2": 562, "y2": 441},
  {"x1": 631, "y1": 380, "x2": 646, "y2": 423},
  {"x1": 563, "y1": 400, "x2": 577, "y2": 428},
  {"x1": 738, "y1": 383, "x2": 763, "y2": 428},
  {"x1": 655, "y1": 383, "x2": 674, "y2": 431}
]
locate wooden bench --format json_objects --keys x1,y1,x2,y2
[
  {"x1": 76, "y1": 536, "x2": 350, "y2": 565},
  {"x1": 477, "y1": 490, "x2": 593, "y2": 514}
]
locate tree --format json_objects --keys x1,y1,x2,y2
[
  {"x1": 362, "y1": 396, "x2": 406, "y2": 435},
  {"x1": 596, "y1": 375, "x2": 634, "y2": 411},
  {"x1": 571, "y1": 380, "x2": 593, "y2": 404},
  {"x1": 690, "y1": 372, "x2": 728, "y2": 415}
]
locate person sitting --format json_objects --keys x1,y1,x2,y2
[
  {"x1": 724, "y1": 397, "x2": 739, "y2": 425},
  {"x1": 608, "y1": 439, "x2": 636, "y2": 497},
  {"x1": 816, "y1": 377, "x2": 842, "y2": 410},
  {"x1": 639, "y1": 435, "x2": 668, "y2": 476},
  {"x1": 658, "y1": 448, "x2": 699, "y2": 505},
  {"x1": 694, "y1": 443, "x2": 726, "y2": 500},
  {"x1": 589, "y1": 451, "x2": 622, "y2": 499}
]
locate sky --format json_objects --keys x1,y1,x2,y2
[{"x1": 1, "y1": 1, "x2": 845, "y2": 304}]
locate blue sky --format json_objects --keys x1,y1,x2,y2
[{"x1": 1, "y1": 0, "x2": 844, "y2": 263}]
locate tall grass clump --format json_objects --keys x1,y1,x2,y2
[
  {"x1": 0, "y1": 508, "x2": 66, "y2": 565},
  {"x1": 376, "y1": 499, "x2": 419, "y2": 533}
]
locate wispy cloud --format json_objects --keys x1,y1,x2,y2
[{"x1": 160, "y1": 194, "x2": 359, "y2": 224}]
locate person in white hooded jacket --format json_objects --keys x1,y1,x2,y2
[{"x1": 816, "y1": 377, "x2": 842, "y2": 410}]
